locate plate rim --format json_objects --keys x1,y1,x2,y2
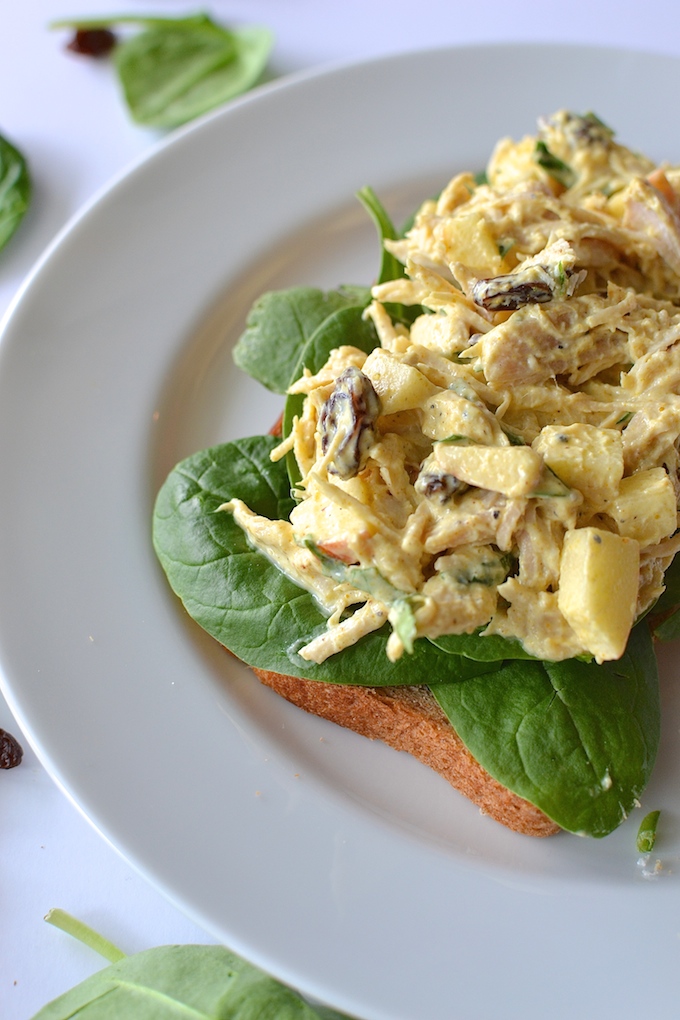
[{"x1": 1, "y1": 41, "x2": 680, "y2": 1020}]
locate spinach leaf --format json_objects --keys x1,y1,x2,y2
[
  {"x1": 152, "y1": 435, "x2": 497, "y2": 686},
  {"x1": 429, "y1": 629, "x2": 538, "y2": 661},
  {"x1": 53, "y1": 14, "x2": 273, "y2": 128},
  {"x1": 356, "y1": 184, "x2": 405, "y2": 286},
  {"x1": 357, "y1": 185, "x2": 422, "y2": 325},
  {"x1": 233, "y1": 286, "x2": 371, "y2": 394},
  {"x1": 0, "y1": 132, "x2": 31, "y2": 253},
  {"x1": 431, "y1": 622, "x2": 660, "y2": 837},
  {"x1": 34, "y1": 910, "x2": 350, "y2": 1019},
  {"x1": 650, "y1": 551, "x2": 680, "y2": 641}
]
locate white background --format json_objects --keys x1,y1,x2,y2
[{"x1": 2, "y1": 2, "x2": 680, "y2": 1017}]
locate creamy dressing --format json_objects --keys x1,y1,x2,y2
[{"x1": 225, "y1": 111, "x2": 680, "y2": 664}]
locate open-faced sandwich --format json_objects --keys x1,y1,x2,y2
[{"x1": 153, "y1": 111, "x2": 680, "y2": 838}]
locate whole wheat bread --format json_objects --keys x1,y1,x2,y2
[{"x1": 253, "y1": 668, "x2": 560, "y2": 837}]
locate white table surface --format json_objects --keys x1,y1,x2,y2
[{"x1": 3, "y1": 2, "x2": 680, "y2": 1017}]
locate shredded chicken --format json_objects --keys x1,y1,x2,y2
[{"x1": 226, "y1": 111, "x2": 680, "y2": 665}]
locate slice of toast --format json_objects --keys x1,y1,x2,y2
[{"x1": 253, "y1": 668, "x2": 560, "y2": 837}]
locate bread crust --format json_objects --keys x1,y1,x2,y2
[{"x1": 253, "y1": 668, "x2": 560, "y2": 837}]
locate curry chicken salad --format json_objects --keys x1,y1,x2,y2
[{"x1": 224, "y1": 111, "x2": 680, "y2": 668}]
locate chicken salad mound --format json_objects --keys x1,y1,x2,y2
[{"x1": 224, "y1": 111, "x2": 680, "y2": 666}]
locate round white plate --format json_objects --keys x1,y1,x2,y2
[{"x1": 1, "y1": 44, "x2": 680, "y2": 1020}]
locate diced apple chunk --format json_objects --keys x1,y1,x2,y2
[
  {"x1": 421, "y1": 390, "x2": 499, "y2": 444},
  {"x1": 557, "y1": 527, "x2": 639, "y2": 661},
  {"x1": 532, "y1": 423, "x2": 623, "y2": 505},
  {"x1": 361, "y1": 348, "x2": 437, "y2": 414},
  {"x1": 610, "y1": 467, "x2": 678, "y2": 546},
  {"x1": 434, "y1": 443, "x2": 543, "y2": 497},
  {"x1": 442, "y1": 212, "x2": 503, "y2": 274}
]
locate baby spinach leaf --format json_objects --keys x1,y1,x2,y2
[
  {"x1": 0, "y1": 132, "x2": 31, "y2": 253},
  {"x1": 356, "y1": 185, "x2": 422, "y2": 325},
  {"x1": 115, "y1": 21, "x2": 273, "y2": 128},
  {"x1": 53, "y1": 14, "x2": 273, "y2": 128},
  {"x1": 152, "y1": 435, "x2": 496, "y2": 686},
  {"x1": 654, "y1": 609, "x2": 680, "y2": 642},
  {"x1": 32, "y1": 943, "x2": 350, "y2": 1019},
  {"x1": 431, "y1": 622, "x2": 660, "y2": 837},
  {"x1": 650, "y1": 551, "x2": 680, "y2": 640},
  {"x1": 356, "y1": 184, "x2": 405, "y2": 286},
  {"x1": 36, "y1": 909, "x2": 352, "y2": 1018},
  {"x1": 233, "y1": 286, "x2": 371, "y2": 394},
  {"x1": 429, "y1": 629, "x2": 538, "y2": 661}
]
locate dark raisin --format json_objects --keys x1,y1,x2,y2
[
  {"x1": 472, "y1": 275, "x2": 554, "y2": 311},
  {"x1": 0, "y1": 728, "x2": 23, "y2": 769},
  {"x1": 66, "y1": 28, "x2": 117, "y2": 58},
  {"x1": 415, "y1": 471, "x2": 467, "y2": 503},
  {"x1": 320, "y1": 367, "x2": 380, "y2": 480}
]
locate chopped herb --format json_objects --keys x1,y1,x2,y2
[
  {"x1": 474, "y1": 170, "x2": 489, "y2": 186},
  {"x1": 498, "y1": 238, "x2": 515, "y2": 259},
  {"x1": 437, "y1": 434, "x2": 475, "y2": 445},
  {"x1": 534, "y1": 140, "x2": 576, "y2": 189},
  {"x1": 636, "y1": 809, "x2": 661, "y2": 853},
  {"x1": 391, "y1": 599, "x2": 417, "y2": 654},
  {"x1": 616, "y1": 411, "x2": 634, "y2": 426},
  {"x1": 500, "y1": 425, "x2": 526, "y2": 446},
  {"x1": 582, "y1": 111, "x2": 614, "y2": 138},
  {"x1": 556, "y1": 260, "x2": 567, "y2": 293}
]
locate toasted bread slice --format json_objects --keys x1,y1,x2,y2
[{"x1": 253, "y1": 668, "x2": 560, "y2": 837}]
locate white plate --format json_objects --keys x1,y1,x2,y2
[{"x1": 1, "y1": 43, "x2": 680, "y2": 1020}]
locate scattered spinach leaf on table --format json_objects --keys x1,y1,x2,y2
[
  {"x1": 33, "y1": 909, "x2": 351, "y2": 1019},
  {"x1": 52, "y1": 13, "x2": 274, "y2": 128},
  {"x1": 0, "y1": 132, "x2": 31, "y2": 254}
]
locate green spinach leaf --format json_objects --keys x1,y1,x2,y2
[
  {"x1": 431, "y1": 622, "x2": 660, "y2": 837},
  {"x1": 356, "y1": 184, "x2": 405, "y2": 286},
  {"x1": 0, "y1": 132, "x2": 30, "y2": 253},
  {"x1": 429, "y1": 629, "x2": 538, "y2": 661},
  {"x1": 650, "y1": 551, "x2": 680, "y2": 641},
  {"x1": 34, "y1": 910, "x2": 350, "y2": 1019},
  {"x1": 152, "y1": 435, "x2": 497, "y2": 686},
  {"x1": 357, "y1": 185, "x2": 422, "y2": 325},
  {"x1": 233, "y1": 286, "x2": 371, "y2": 394},
  {"x1": 53, "y1": 14, "x2": 273, "y2": 128}
]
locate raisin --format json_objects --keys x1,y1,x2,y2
[
  {"x1": 320, "y1": 367, "x2": 380, "y2": 480},
  {"x1": 415, "y1": 471, "x2": 467, "y2": 503},
  {"x1": 66, "y1": 28, "x2": 117, "y2": 58},
  {"x1": 0, "y1": 728, "x2": 23, "y2": 769}
]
